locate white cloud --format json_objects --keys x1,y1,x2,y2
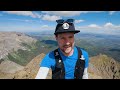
[
  {"x1": 42, "y1": 14, "x2": 61, "y2": 21},
  {"x1": 88, "y1": 24, "x2": 101, "y2": 29},
  {"x1": 104, "y1": 22, "x2": 115, "y2": 30},
  {"x1": 7, "y1": 18, "x2": 38, "y2": 23},
  {"x1": 109, "y1": 11, "x2": 116, "y2": 15},
  {"x1": 43, "y1": 11, "x2": 81, "y2": 17},
  {"x1": 42, "y1": 11, "x2": 104, "y2": 17},
  {"x1": 3, "y1": 11, "x2": 37, "y2": 18},
  {"x1": 77, "y1": 24, "x2": 102, "y2": 31},
  {"x1": 34, "y1": 12, "x2": 42, "y2": 18},
  {"x1": 104, "y1": 22, "x2": 120, "y2": 30},
  {"x1": 76, "y1": 23, "x2": 120, "y2": 35},
  {"x1": 0, "y1": 24, "x2": 55, "y2": 32},
  {"x1": 104, "y1": 22, "x2": 114, "y2": 27},
  {"x1": 40, "y1": 25, "x2": 54, "y2": 30},
  {"x1": 41, "y1": 25, "x2": 49, "y2": 28},
  {"x1": 75, "y1": 20, "x2": 84, "y2": 23},
  {"x1": 42, "y1": 11, "x2": 85, "y2": 17}
]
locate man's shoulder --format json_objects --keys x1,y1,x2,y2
[
  {"x1": 76, "y1": 46, "x2": 88, "y2": 55},
  {"x1": 44, "y1": 48, "x2": 59, "y2": 58},
  {"x1": 81, "y1": 48, "x2": 88, "y2": 54},
  {"x1": 43, "y1": 50, "x2": 55, "y2": 59},
  {"x1": 40, "y1": 50, "x2": 56, "y2": 68}
]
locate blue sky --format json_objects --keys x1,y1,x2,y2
[{"x1": 0, "y1": 11, "x2": 120, "y2": 35}]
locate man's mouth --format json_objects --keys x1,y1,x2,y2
[{"x1": 63, "y1": 45, "x2": 71, "y2": 48}]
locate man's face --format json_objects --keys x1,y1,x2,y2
[{"x1": 55, "y1": 32, "x2": 75, "y2": 54}]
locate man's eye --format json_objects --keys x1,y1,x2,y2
[
  {"x1": 61, "y1": 37, "x2": 64, "y2": 39},
  {"x1": 69, "y1": 36, "x2": 73, "y2": 38}
]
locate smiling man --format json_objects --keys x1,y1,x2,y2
[{"x1": 35, "y1": 19, "x2": 89, "y2": 79}]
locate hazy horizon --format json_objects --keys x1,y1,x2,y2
[{"x1": 0, "y1": 11, "x2": 120, "y2": 36}]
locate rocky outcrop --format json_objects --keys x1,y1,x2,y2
[
  {"x1": 0, "y1": 32, "x2": 37, "y2": 60},
  {"x1": 0, "y1": 32, "x2": 38, "y2": 75},
  {"x1": 0, "y1": 60, "x2": 24, "y2": 74},
  {"x1": 88, "y1": 54, "x2": 120, "y2": 79},
  {"x1": 0, "y1": 32, "x2": 52, "y2": 79},
  {"x1": 0, "y1": 53, "x2": 45, "y2": 79},
  {"x1": 13, "y1": 53, "x2": 46, "y2": 79},
  {"x1": 13, "y1": 53, "x2": 52, "y2": 79}
]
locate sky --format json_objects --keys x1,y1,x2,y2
[{"x1": 0, "y1": 11, "x2": 120, "y2": 35}]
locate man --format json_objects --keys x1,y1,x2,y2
[{"x1": 35, "y1": 19, "x2": 89, "y2": 79}]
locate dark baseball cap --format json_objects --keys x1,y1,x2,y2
[{"x1": 54, "y1": 19, "x2": 80, "y2": 35}]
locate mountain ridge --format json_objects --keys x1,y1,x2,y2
[
  {"x1": 0, "y1": 32, "x2": 39, "y2": 74},
  {"x1": 1, "y1": 53, "x2": 120, "y2": 79},
  {"x1": 14, "y1": 53, "x2": 120, "y2": 79},
  {"x1": 0, "y1": 32, "x2": 37, "y2": 60},
  {"x1": 0, "y1": 32, "x2": 120, "y2": 79}
]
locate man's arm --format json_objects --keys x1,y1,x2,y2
[
  {"x1": 35, "y1": 67, "x2": 49, "y2": 79},
  {"x1": 82, "y1": 68, "x2": 88, "y2": 79}
]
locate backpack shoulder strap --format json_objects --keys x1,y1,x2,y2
[
  {"x1": 54, "y1": 48, "x2": 63, "y2": 68},
  {"x1": 52, "y1": 48, "x2": 65, "y2": 79},
  {"x1": 74, "y1": 46, "x2": 85, "y2": 79}
]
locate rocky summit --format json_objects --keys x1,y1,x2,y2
[{"x1": 1, "y1": 53, "x2": 120, "y2": 79}]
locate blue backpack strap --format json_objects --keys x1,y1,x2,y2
[
  {"x1": 52, "y1": 48, "x2": 65, "y2": 79},
  {"x1": 74, "y1": 46, "x2": 85, "y2": 79}
]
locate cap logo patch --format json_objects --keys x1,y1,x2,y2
[{"x1": 62, "y1": 23, "x2": 69, "y2": 29}]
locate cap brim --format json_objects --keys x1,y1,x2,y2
[{"x1": 54, "y1": 30, "x2": 80, "y2": 35}]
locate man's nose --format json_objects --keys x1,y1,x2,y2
[{"x1": 64, "y1": 39, "x2": 70, "y2": 45}]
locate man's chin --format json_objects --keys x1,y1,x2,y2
[{"x1": 64, "y1": 47, "x2": 72, "y2": 53}]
